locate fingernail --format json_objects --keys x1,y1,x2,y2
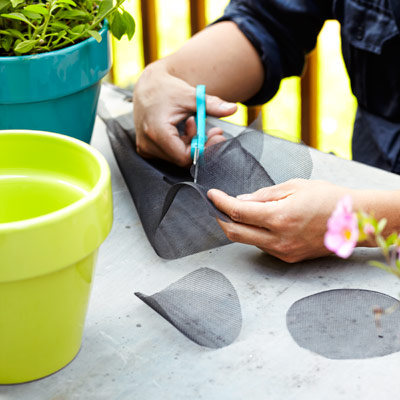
[
  {"x1": 237, "y1": 194, "x2": 251, "y2": 200},
  {"x1": 219, "y1": 102, "x2": 236, "y2": 110}
]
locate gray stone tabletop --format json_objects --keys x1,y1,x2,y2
[{"x1": 2, "y1": 87, "x2": 400, "y2": 400}]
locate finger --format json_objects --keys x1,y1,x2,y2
[
  {"x1": 136, "y1": 135, "x2": 166, "y2": 159},
  {"x1": 208, "y1": 188, "x2": 278, "y2": 228},
  {"x1": 182, "y1": 120, "x2": 226, "y2": 148},
  {"x1": 216, "y1": 218, "x2": 278, "y2": 249},
  {"x1": 217, "y1": 218, "x2": 326, "y2": 263},
  {"x1": 179, "y1": 117, "x2": 197, "y2": 145},
  {"x1": 160, "y1": 132, "x2": 192, "y2": 166},
  {"x1": 184, "y1": 120, "x2": 223, "y2": 142},
  {"x1": 236, "y1": 179, "x2": 305, "y2": 201},
  {"x1": 205, "y1": 94, "x2": 237, "y2": 117},
  {"x1": 207, "y1": 126, "x2": 224, "y2": 139},
  {"x1": 184, "y1": 116, "x2": 197, "y2": 139},
  {"x1": 138, "y1": 135, "x2": 191, "y2": 166},
  {"x1": 149, "y1": 123, "x2": 193, "y2": 167},
  {"x1": 171, "y1": 87, "x2": 237, "y2": 122},
  {"x1": 206, "y1": 135, "x2": 226, "y2": 147},
  {"x1": 183, "y1": 118, "x2": 226, "y2": 148}
]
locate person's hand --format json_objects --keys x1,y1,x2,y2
[
  {"x1": 133, "y1": 62, "x2": 237, "y2": 167},
  {"x1": 207, "y1": 179, "x2": 359, "y2": 263}
]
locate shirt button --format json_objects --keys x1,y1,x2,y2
[{"x1": 356, "y1": 25, "x2": 364, "y2": 40}]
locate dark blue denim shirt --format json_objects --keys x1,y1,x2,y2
[{"x1": 216, "y1": 0, "x2": 400, "y2": 173}]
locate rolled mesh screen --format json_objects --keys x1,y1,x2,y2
[{"x1": 98, "y1": 87, "x2": 313, "y2": 259}]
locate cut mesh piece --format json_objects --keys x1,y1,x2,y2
[
  {"x1": 135, "y1": 268, "x2": 242, "y2": 348},
  {"x1": 192, "y1": 129, "x2": 274, "y2": 194},
  {"x1": 254, "y1": 132, "x2": 314, "y2": 185},
  {"x1": 286, "y1": 289, "x2": 400, "y2": 359},
  {"x1": 98, "y1": 85, "x2": 313, "y2": 259}
]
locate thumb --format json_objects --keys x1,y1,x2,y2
[{"x1": 205, "y1": 94, "x2": 237, "y2": 117}]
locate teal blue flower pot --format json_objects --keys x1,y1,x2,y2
[{"x1": 0, "y1": 24, "x2": 111, "y2": 143}]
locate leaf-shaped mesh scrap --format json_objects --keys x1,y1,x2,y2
[
  {"x1": 286, "y1": 289, "x2": 400, "y2": 359},
  {"x1": 135, "y1": 268, "x2": 242, "y2": 348}
]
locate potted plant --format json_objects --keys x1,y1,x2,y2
[{"x1": 0, "y1": 0, "x2": 135, "y2": 142}]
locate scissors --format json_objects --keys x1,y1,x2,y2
[{"x1": 190, "y1": 84, "x2": 206, "y2": 183}]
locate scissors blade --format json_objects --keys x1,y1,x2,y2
[{"x1": 193, "y1": 147, "x2": 199, "y2": 183}]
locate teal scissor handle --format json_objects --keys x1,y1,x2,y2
[{"x1": 191, "y1": 84, "x2": 206, "y2": 160}]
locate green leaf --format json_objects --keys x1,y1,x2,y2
[
  {"x1": 109, "y1": 10, "x2": 125, "y2": 40},
  {"x1": 96, "y1": 0, "x2": 113, "y2": 21},
  {"x1": 369, "y1": 260, "x2": 393, "y2": 273},
  {"x1": 1, "y1": 35, "x2": 13, "y2": 52},
  {"x1": 56, "y1": 0, "x2": 77, "y2": 6},
  {"x1": 24, "y1": 5, "x2": 49, "y2": 16},
  {"x1": 50, "y1": 20, "x2": 70, "y2": 30},
  {"x1": 50, "y1": 0, "x2": 77, "y2": 13},
  {"x1": 70, "y1": 23, "x2": 85, "y2": 34},
  {"x1": 0, "y1": 0, "x2": 10, "y2": 13},
  {"x1": 20, "y1": 9, "x2": 42, "y2": 20},
  {"x1": 385, "y1": 232, "x2": 398, "y2": 247},
  {"x1": 377, "y1": 218, "x2": 387, "y2": 234},
  {"x1": 51, "y1": 29, "x2": 67, "y2": 44},
  {"x1": 358, "y1": 210, "x2": 368, "y2": 220},
  {"x1": 10, "y1": 0, "x2": 24, "y2": 8},
  {"x1": 0, "y1": 12, "x2": 30, "y2": 24},
  {"x1": 57, "y1": 9, "x2": 89, "y2": 19},
  {"x1": 122, "y1": 10, "x2": 135, "y2": 40},
  {"x1": 14, "y1": 39, "x2": 37, "y2": 53},
  {"x1": 88, "y1": 29, "x2": 102, "y2": 42},
  {"x1": 376, "y1": 235, "x2": 388, "y2": 251},
  {"x1": 6, "y1": 27, "x2": 25, "y2": 39}
]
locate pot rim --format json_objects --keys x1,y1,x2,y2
[
  {"x1": 0, "y1": 21, "x2": 110, "y2": 104},
  {"x1": 0, "y1": 129, "x2": 113, "y2": 282},
  {"x1": 0, "y1": 129, "x2": 109, "y2": 232}
]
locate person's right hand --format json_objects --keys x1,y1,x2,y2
[{"x1": 133, "y1": 61, "x2": 238, "y2": 167}]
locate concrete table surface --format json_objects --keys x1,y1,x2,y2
[{"x1": 2, "y1": 90, "x2": 400, "y2": 400}]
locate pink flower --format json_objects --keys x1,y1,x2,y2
[
  {"x1": 324, "y1": 195, "x2": 359, "y2": 258},
  {"x1": 363, "y1": 223, "x2": 375, "y2": 235}
]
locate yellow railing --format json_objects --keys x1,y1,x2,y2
[{"x1": 111, "y1": 0, "x2": 356, "y2": 158}]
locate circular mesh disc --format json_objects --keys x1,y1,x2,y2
[{"x1": 286, "y1": 289, "x2": 400, "y2": 359}]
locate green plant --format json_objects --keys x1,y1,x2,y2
[
  {"x1": 356, "y1": 211, "x2": 400, "y2": 278},
  {"x1": 0, "y1": 0, "x2": 135, "y2": 56},
  {"x1": 325, "y1": 195, "x2": 400, "y2": 277}
]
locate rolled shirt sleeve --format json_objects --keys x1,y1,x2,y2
[{"x1": 213, "y1": 0, "x2": 332, "y2": 105}]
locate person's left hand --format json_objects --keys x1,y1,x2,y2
[{"x1": 207, "y1": 179, "x2": 358, "y2": 263}]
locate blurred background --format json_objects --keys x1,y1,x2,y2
[{"x1": 109, "y1": 0, "x2": 357, "y2": 159}]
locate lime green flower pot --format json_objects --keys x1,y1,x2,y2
[
  {"x1": 0, "y1": 24, "x2": 110, "y2": 143},
  {"x1": 0, "y1": 130, "x2": 113, "y2": 383}
]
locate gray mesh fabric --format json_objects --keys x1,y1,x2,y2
[
  {"x1": 98, "y1": 85, "x2": 313, "y2": 259},
  {"x1": 135, "y1": 268, "x2": 242, "y2": 348},
  {"x1": 286, "y1": 289, "x2": 400, "y2": 359}
]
